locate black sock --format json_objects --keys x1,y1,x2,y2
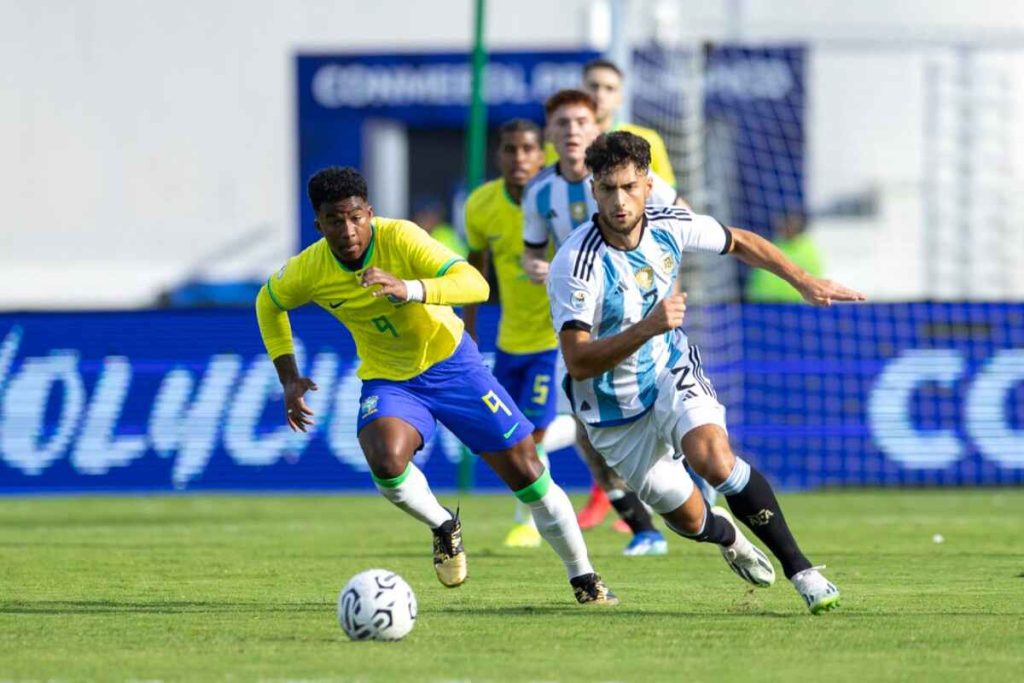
[
  {"x1": 724, "y1": 466, "x2": 811, "y2": 578},
  {"x1": 665, "y1": 498, "x2": 735, "y2": 545},
  {"x1": 608, "y1": 490, "x2": 656, "y2": 533}
]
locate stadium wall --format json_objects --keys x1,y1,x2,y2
[
  {"x1": 0, "y1": 304, "x2": 1020, "y2": 495},
  {"x1": 4, "y1": 1, "x2": 1024, "y2": 309}
]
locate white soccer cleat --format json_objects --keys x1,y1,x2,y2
[
  {"x1": 790, "y1": 566, "x2": 840, "y2": 614},
  {"x1": 712, "y1": 506, "x2": 776, "y2": 588}
]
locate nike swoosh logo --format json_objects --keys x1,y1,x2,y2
[
  {"x1": 329, "y1": 300, "x2": 346, "y2": 309},
  {"x1": 502, "y1": 422, "x2": 520, "y2": 440}
]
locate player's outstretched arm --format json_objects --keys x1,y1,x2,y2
[
  {"x1": 256, "y1": 285, "x2": 318, "y2": 431},
  {"x1": 272, "y1": 354, "x2": 318, "y2": 433},
  {"x1": 728, "y1": 228, "x2": 866, "y2": 306}
]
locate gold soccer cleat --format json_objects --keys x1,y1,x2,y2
[{"x1": 432, "y1": 510, "x2": 467, "y2": 587}]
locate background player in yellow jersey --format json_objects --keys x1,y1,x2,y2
[
  {"x1": 544, "y1": 58, "x2": 676, "y2": 187},
  {"x1": 463, "y1": 119, "x2": 554, "y2": 549},
  {"x1": 255, "y1": 167, "x2": 616, "y2": 605}
]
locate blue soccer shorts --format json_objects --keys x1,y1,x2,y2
[
  {"x1": 357, "y1": 334, "x2": 534, "y2": 454},
  {"x1": 492, "y1": 348, "x2": 559, "y2": 432}
]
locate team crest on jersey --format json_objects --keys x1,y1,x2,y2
[
  {"x1": 571, "y1": 290, "x2": 588, "y2": 309},
  {"x1": 360, "y1": 395, "x2": 379, "y2": 419},
  {"x1": 634, "y1": 265, "x2": 655, "y2": 290},
  {"x1": 661, "y1": 254, "x2": 675, "y2": 274},
  {"x1": 570, "y1": 201, "x2": 587, "y2": 223}
]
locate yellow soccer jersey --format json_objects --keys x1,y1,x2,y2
[
  {"x1": 464, "y1": 179, "x2": 558, "y2": 355},
  {"x1": 264, "y1": 218, "x2": 466, "y2": 381},
  {"x1": 543, "y1": 121, "x2": 677, "y2": 187}
]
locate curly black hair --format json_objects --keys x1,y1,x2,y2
[
  {"x1": 307, "y1": 166, "x2": 368, "y2": 211},
  {"x1": 585, "y1": 131, "x2": 651, "y2": 178}
]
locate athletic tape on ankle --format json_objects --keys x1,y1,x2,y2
[
  {"x1": 513, "y1": 468, "x2": 552, "y2": 503},
  {"x1": 371, "y1": 463, "x2": 412, "y2": 489},
  {"x1": 714, "y1": 457, "x2": 751, "y2": 496}
]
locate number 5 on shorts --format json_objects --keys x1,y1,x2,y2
[
  {"x1": 481, "y1": 390, "x2": 513, "y2": 416},
  {"x1": 531, "y1": 374, "x2": 551, "y2": 405}
]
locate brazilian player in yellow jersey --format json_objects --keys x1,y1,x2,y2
[
  {"x1": 463, "y1": 119, "x2": 555, "y2": 549},
  {"x1": 255, "y1": 166, "x2": 615, "y2": 604},
  {"x1": 543, "y1": 58, "x2": 677, "y2": 187}
]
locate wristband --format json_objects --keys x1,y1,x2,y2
[{"x1": 402, "y1": 279, "x2": 425, "y2": 303}]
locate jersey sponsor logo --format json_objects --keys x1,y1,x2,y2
[
  {"x1": 634, "y1": 265, "x2": 654, "y2": 290},
  {"x1": 329, "y1": 300, "x2": 346, "y2": 309},
  {"x1": 580, "y1": 400, "x2": 592, "y2": 411},
  {"x1": 276, "y1": 264, "x2": 287, "y2": 279},
  {"x1": 545, "y1": 209, "x2": 558, "y2": 220},
  {"x1": 502, "y1": 422, "x2": 520, "y2": 440},
  {"x1": 360, "y1": 395, "x2": 379, "y2": 419},
  {"x1": 571, "y1": 290, "x2": 587, "y2": 310}
]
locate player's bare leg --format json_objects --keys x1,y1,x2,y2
[
  {"x1": 479, "y1": 437, "x2": 618, "y2": 605},
  {"x1": 359, "y1": 417, "x2": 465, "y2": 588},
  {"x1": 575, "y1": 420, "x2": 669, "y2": 556},
  {"x1": 681, "y1": 424, "x2": 840, "y2": 613}
]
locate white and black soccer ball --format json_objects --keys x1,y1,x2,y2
[{"x1": 337, "y1": 569, "x2": 417, "y2": 641}]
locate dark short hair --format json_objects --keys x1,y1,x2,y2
[
  {"x1": 583, "y1": 58, "x2": 624, "y2": 80},
  {"x1": 498, "y1": 118, "x2": 542, "y2": 142},
  {"x1": 585, "y1": 131, "x2": 651, "y2": 177},
  {"x1": 543, "y1": 89, "x2": 597, "y2": 119},
  {"x1": 307, "y1": 166, "x2": 367, "y2": 211}
]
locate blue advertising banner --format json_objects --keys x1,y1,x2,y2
[
  {"x1": 297, "y1": 50, "x2": 598, "y2": 247},
  {"x1": 296, "y1": 47, "x2": 806, "y2": 256},
  {"x1": 1, "y1": 304, "x2": 1021, "y2": 494}
]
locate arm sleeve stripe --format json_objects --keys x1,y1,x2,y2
[
  {"x1": 265, "y1": 278, "x2": 287, "y2": 311},
  {"x1": 436, "y1": 257, "x2": 464, "y2": 277},
  {"x1": 573, "y1": 226, "x2": 602, "y2": 279},
  {"x1": 717, "y1": 221, "x2": 734, "y2": 255},
  {"x1": 561, "y1": 320, "x2": 593, "y2": 333}
]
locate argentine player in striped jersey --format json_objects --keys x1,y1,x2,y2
[
  {"x1": 548, "y1": 132, "x2": 865, "y2": 613},
  {"x1": 256, "y1": 167, "x2": 617, "y2": 605},
  {"x1": 522, "y1": 89, "x2": 699, "y2": 556}
]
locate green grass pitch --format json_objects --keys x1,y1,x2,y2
[{"x1": 1, "y1": 490, "x2": 1022, "y2": 681}]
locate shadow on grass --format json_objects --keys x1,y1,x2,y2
[{"x1": 0, "y1": 600, "x2": 329, "y2": 615}]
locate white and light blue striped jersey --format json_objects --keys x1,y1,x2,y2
[
  {"x1": 547, "y1": 206, "x2": 732, "y2": 426},
  {"x1": 522, "y1": 164, "x2": 679, "y2": 250}
]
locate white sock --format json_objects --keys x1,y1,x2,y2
[
  {"x1": 512, "y1": 445, "x2": 550, "y2": 528},
  {"x1": 522, "y1": 473, "x2": 594, "y2": 579},
  {"x1": 541, "y1": 414, "x2": 577, "y2": 452},
  {"x1": 373, "y1": 463, "x2": 451, "y2": 528}
]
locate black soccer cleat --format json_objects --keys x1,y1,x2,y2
[
  {"x1": 432, "y1": 508, "x2": 467, "y2": 588},
  {"x1": 570, "y1": 572, "x2": 619, "y2": 605}
]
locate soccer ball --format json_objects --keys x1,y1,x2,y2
[{"x1": 337, "y1": 569, "x2": 417, "y2": 641}]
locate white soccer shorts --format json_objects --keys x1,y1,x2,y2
[{"x1": 583, "y1": 346, "x2": 727, "y2": 514}]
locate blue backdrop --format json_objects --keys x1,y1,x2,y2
[
  {"x1": 296, "y1": 46, "x2": 806, "y2": 246},
  {"x1": 1, "y1": 303, "x2": 1021, "y2": 494}
]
